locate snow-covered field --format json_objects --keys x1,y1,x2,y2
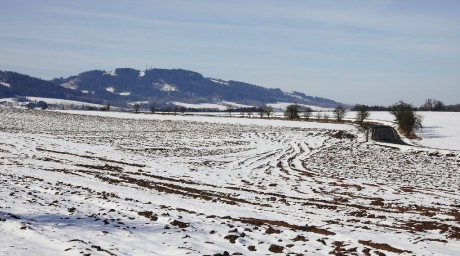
[
  {"x1": 267, "y1": 102, "x2": 332, "y2": 112},
  {"x1": 142, "y1": 110, "x2": 460, "y2": 151},
  {"x1": 0, "y1": 97, "x2": 104, "y2": 108},
  {"x1": 1, "y1": 109, "x2": 459, "y2": 255}
]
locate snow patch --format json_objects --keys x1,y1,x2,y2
[
  {"x1": 153, "y1": 79, "x2": 178, "y2": 92},
  {"x1": 171, "y1": 102, "x2": 227, "y2": 111},
  {"x1": 267, "y1": 102, "x2": 333, "y2": 111},
  {"x1": 0, "y1": 81, "x2": 11, "y2": 88},
  {"x1": 105, "y1": 87, "x2": 115, "y2": 93},
  {"x1": 287, "y1": 93, "x2": 305, "y2": 100},
  {"x1": 0, "y1": 98, "x2": 16, "y2": 102},
  {"x1": 161, "y1": 84, "x2": 177, "y2": 92},
  {"x1": 221, "y1": 101, "x2": 253, "y2": 108},
  {"x1": 81, "y1": 90, "x2": 89, "y2": 94},
  {"x1": 103, "y1": 70, "x2": 117, "y2": 76},
  {"x1": 119, "y1": 92, "x2": 131, "y2": 96},
  {"x1": 171, "y1": 101, "x2": 253, "y2": 110},
  {"x1": 128, "y1": 101, "x2": 149, "y2": 106},
  {"x1": 139, "y1": 70, "x2": 145, "y2": 77},
  {"x1": 60, "y1": 80, "x2": 78, "y2": 90},
  {"x1": 208, "y1": 78, "x2": 229, "y2": 85}
]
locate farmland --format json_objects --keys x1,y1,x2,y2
[{"x1": 1, "y1": 109, "x2": 459, "y2": 255}]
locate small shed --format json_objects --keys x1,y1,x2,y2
[{"x1": 371, "y1": 125, "x2": 398, "y2": 143}]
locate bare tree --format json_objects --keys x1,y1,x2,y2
[
  {"x1": 420, "y1": 99, "x2": 446, "y2": 111},
  {"x1": 302, "y1": 107, "x2": 313, "y2": 120},
  {"x1": 315, "y1": 112, "x2": 322, "y2": 120},
  {"x1": 284, "y1": 103, "x2": 301, "y2": 119},
  {"x1": 247, "y1": 109, "x2": 253, "y2": 118},
  {"x1": 333, "y1": 106, "x2": 347, "y2": 122},
  {"x1": 180, "y1": 106, "x2": 187, "y2": 115},
  {"x1": 359, "y1": 123, "x2": 372, "y2": 142},
  {"x1": 173, "y1": 105, "x2": 179, "y2": 116},
  {"x1": 355, "y1": 104, "x2": 370, "y2": 125},
  {"x1": 240, "y1": 109, "x2": 246, "y2": 117},
  {"x1": 134, "y1": 103, "x2": 140, "y2": 113},
  {"x1": 264, "y1": 106, "x2": 274, "y2": 118},
  {"x1": 258, "y1": 107, "x2": 265, "y2": 118},
  {"x1": 149, "y1": 102, "x2": 156, "y2": 113},
  {"x1": 98, "y1": 102, "x2": 110, "y2": 111},
  {"x1": 225, "y1": 104, "x2": 233, "y2": 117}
]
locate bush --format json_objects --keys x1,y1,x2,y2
[
  {"x1": 36, "y1": 101, "x2": 48, "y2": 110},
  {"x1": 284, "y1": 104, "x2": 301, "y2": 119},
  {"x1": 389, "y1": 101, "x2": 422, "y2": 136}
]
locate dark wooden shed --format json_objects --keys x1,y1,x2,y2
[{"x1": 371, "y1": 125, "x2": 405, "y2": 144}]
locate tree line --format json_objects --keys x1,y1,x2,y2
[
  {"x1": 282, "y1": 101, "x2": 423, "y2": 138},
  {"x1": 352, "y1": 98, "x2": 460, "y2": 112}
]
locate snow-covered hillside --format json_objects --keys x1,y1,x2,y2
[{"x1": 1, "y1": 110, "x2": 459, "y2": 255}]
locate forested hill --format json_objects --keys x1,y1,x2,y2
[{"x1": 1, "y1": 68, "x2": 342, "y2": 108}]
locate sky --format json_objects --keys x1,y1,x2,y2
[{"x1": 0, "y1": 0, "x2": 459, "y2": 106}]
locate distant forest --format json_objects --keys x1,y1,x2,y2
[{"x1": 353, "y1": 99, "x2": 460, "y2": 112}]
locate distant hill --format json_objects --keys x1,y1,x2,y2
[
  {"x1": 1, "y1": 68, "x2": 343, "y2": 108},
  {"x1": 0, "y1": 71, "x2": 104, "y2": 105}
]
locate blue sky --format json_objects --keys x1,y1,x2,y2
[{"x1": 1, "y1": 0, "x2": 459, "y2": 105}]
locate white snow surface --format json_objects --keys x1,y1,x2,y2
[
  {"x1": 127, "y1": 101, "x2": 150, "y2": 106},
  {"x1": 1, "y1": 109, "x2": 459, "y2": 255},
  {"x1": 0, "y1": 81, "x2": 11, "y2": 88},
  {"x1": 60, "y1": 80, "x2": 78, "y2": 90},
  {"x1": 267, "y1": 102, "x2": 333, "y2": 111},
  {"x1": 221, "y1": 100, "x2": 253, "y2": 108},
  {"x1": 105, "y1": 87, "x2": 115, "y2": 93},
  {"x1": 139, "y1": 70, "x2": 145, "y2": 77},
  {"x1": 171, "y1": 101, "x2": 227, "y2": 110},
  {"x1": 0, "y1": 97, "x2": 16, "y2": 102},
  {"x1": 209, "y1": 78, "x2": 229, "y2": 85},
  {"x1": 62, "y1": 110, "x2": 355, "y2": 131},
  {"x1": 103, "y1": 70, "x2": 117, "y2": 76},
  {"x1": 119, "y1": 92, "x2": 131, "y2": 96},
  {"x1": 0, "y1": 97, "x2": 103, "y2": 107},
  {"x1": 161, "y1": 84, "x2": 177, "y2": 92},
  {"x1": 285, "y1": 92, "x2": 307, "y2": 101},
  {"x1": 171, "y1": 101, "x2": 253, "y2": 110}
]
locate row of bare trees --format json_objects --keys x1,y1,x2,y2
[
  {"x1": 112, "y1": 100, "x2": 423, "y2": 138},
  {"x1": 283, "y1": 103, "x2": 350, "y2": 122},
  {"x1": 131, "y1": 102, "x2": 187, "y2": 115},
  {"x1": 283, "y1": 101, "x2": 422, "y2": 137}
]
